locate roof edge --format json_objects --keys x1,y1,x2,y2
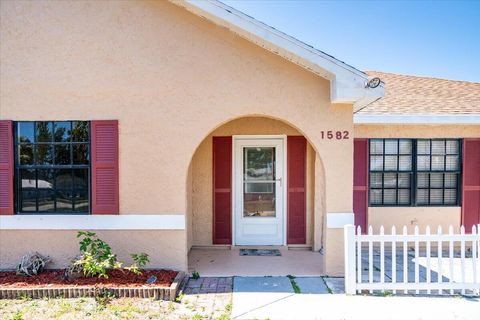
[{"x1": 354, "y1": 114, "x2": 480, "y2": 125}]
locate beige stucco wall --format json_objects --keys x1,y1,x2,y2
[
  {"x1": 368, "y1": 207, "x2": 461, "y2": 234},
  {"x1": 0, "y1": 230, "x2": 185, "y2": 270},
  {"x1": 355, "y1": 124, "x2": 480, "y2": 233},
  {"x1": 188, "y1": 117, "x2": 319, "y2": 248},
  {"x1": 0, "y1": 1, "x2": 354, "y2": 273}
]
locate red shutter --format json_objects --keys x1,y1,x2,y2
[
  {"x1": 91, "y1": 120, "x2": 119, "y2": 214},
  {"x1": 213, "y1": 136, "x2": 232, "y2": 244},
  {"x1": 0, "y1": 120, "x2": 14, "y2": 215},
  {"x1": 462, "y1": 138, "x2": 480, "y2": 232},
  {"x1": 353, "y1": 138, "x2": 368, "y2": 231},
  {"x1": 287, "y1": 136, "x2": 306, "y2": 244}
]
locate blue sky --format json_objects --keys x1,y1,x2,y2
[{"x1": 223, "y1": 0, "x2": 480, "y2": 82}]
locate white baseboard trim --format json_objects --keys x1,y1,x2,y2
[
  {"x1": 0, "y1": 214, "x2": 185, "y2": 230},
  {"x1": 327, "y1": 212, "x2": 354, "y2": 229}
]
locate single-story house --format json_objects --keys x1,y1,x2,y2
[{"x1": 0, "y1": 0, "x2": 479, "y2": 276}]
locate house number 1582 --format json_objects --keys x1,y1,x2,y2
[{"x1": 320, "y1": 130, "x2": 349, "y2": 140}]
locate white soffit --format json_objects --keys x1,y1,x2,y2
[
  {"x1": 354, "y1": 114, "x2": 480, "y2": 125},
  {"x1": 172, "y1": 0, "x2": 384, "y2": 107}
]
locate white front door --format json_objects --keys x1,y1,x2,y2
[{"x1": 234, "y1": 136, "x2": 285, "y2": 245}]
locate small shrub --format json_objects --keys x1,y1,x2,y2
[
  {"x1": 125, "y1": 253, "x2": 150, "y2": 276},
  {"x1": 94, "y1": 288, "x2": 114, "y2": 308},
  {"x1": 192, "y1": 271, "x2": 200, "y2": 279},
  {"x1": 74, "y1": 231, "x2": 122, "y2": 279}
]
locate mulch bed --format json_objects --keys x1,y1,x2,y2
[{"x1": 0, "y1": 269, "x2": 178, "y2": 288}]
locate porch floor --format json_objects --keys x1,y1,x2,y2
[{"x1": 188, "y1": 246, "x2": 324, "y2": 277}]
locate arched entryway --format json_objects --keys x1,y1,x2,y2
[{"x1": 185, "y1": 116, "x2": 327, "y2": 276}]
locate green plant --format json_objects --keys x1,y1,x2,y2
[
  {"x1": 95, "y1": 288, "x2": 115, "y2": 308},
  {"x1": 74, "y1": 231, "x2": 123, "y2": 279},
  {"x1": 12, "y1": 310, "x2": 24, "y2": 320},
  {"x1": 287, "y1": 275, "x2": 301, "y2": 294},
  {"x1": 192, "y1": 270, "x2": 200, "y2": 279},
  {"x1": 125, "y1": 253, "x2": 150, "y2": 276}
]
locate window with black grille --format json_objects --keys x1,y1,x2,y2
[
  {"x1": 415, "y1": 139, "x2": 461, "y2": 205},
  {"x1": 14, "y1": 121, "x2": 90, "y2": 214},
  {"x1": 369, "y1": 139, "x2": 413, "y2": 205},
  {"x1": 369, "y1": 139, "x2": 461, "y2": 206}
]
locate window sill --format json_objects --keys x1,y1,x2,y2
[{"x1": 0, "y1": 215, "x2": 185, "y2": 230}]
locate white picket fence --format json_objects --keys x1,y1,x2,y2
[{"x1": 344, "y1": 224, "x2": 480, "y2": 295}]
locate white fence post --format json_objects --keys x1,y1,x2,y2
[{"x1": 344, "y1": 224, "x2": 356, "y2": 295}]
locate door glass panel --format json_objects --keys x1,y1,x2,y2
[
  {"x1": 243, "y1": 182, "x2": 276, "y2": 217},
  {"x1": 244, "y1": 147, "x2": 275, "y2": 181},
  {"x1": 243, "y1": 147, "x2": 276, "y2": 217}
]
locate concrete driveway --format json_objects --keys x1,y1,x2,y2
[{"x1": 231, "y1": 276, "x2": 480, "y2": 320}]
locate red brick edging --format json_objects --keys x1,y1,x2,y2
[{"x1": 0, "y1": 271, "x2": 185, "y2": 301}]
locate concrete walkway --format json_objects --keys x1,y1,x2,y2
[{"x1": 231, "y1": 276, "x2": 480, "y2": 320}]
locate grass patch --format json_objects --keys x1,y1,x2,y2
[{"x1": 287, "y1": 275, "x2": 301, "y2": 294}]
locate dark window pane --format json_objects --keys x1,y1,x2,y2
[
  {"x1": 370, "y1": 140, "x2": 383, "y2": 155},
  {"x1": 431, "y1": 155, "x2": 444, "y2": 170},
  {"x1": 383, "y1": 189, "x2": 397, "y2": 204},
  {"x1": 398, "y1": 189, "x2": 410, "y2": 205},
  {"x1": 17, "y1": 122, "x2": 34, "y2": 143},
  {"x1": 370, "y1": 156, "x2": 383, "y2": 171},
  {"x1": 72, "y1": 121, "x2": 89, "y2": 142},
  {"x1": 36, "y1": 122, "x2": 53, "y2": 142},
  {"x1": 399, "y1": 155, "x2": 412, "y2": 171},
  {"x1": 384, "y1": 156, "x2": 398, "y2": 171},
  {"x1": 56, "y1": 190, "x2": 73, "y2": 212},
  {"x1": 74, "y1": 190, "x2": 89, "y2": 213},
  {"x1": 430, "y1": 173, "x2": 444, "y2": 188},
  {"x1": 384, "y1": 140, "x2": 398, "y2": 154},
  {"x1": 398, "y1": 173, "x2": 410, "y2": 188},
  {"x1": 36, "y1": 145, "x2": 53, "y2": 165},
  {"x1": 444, "y1": 173, "x2": 457, "y2": 188},
  {"x1": 383, "y1": 173, "x2": 397, "y2": 188},
  {"x1": 430, "y1": 189, "x2": 443, "y2": 204},
  {"x1": 370, "y1": 173, "x2": 382, "y2": 188},
  {"x1": 19, "y1": 144, "x2": 34, "y2": 165},
  {"x1": 370, "y1": 189, "x2": 382, "y2": 204},
  {"x1": 54, "y1": 121, "x2": 71, "y2": 142},
  {"x1": 73, "y1": 144, "x2": 89, "y2": 164},
  {"x1": 73, "y1": 169, "x2": 88, "y2": 189},
  {"x1": 20, "y1": 169, "x2": 36, "y2": 189},
  {"x1": 431, "y1": 140, "x2": 445, "y2": 155},
  {"x1": 446, "y1": 140, "x2": 459, "y2": 154},
  {"x1": 416, "y1": 189, "x2": 429, "y2": 205},
  {"x1": 417, "y1": 156, "x2": 430, "y2": 171},
  {"x1": 56, "y1": 169, "x2": 73, "y2": 189},
  {"x1": 445, "y1": 156, "x2": 459, "y2": 171},
  {"x1": 21, "y1": 190, "x2": 36, "y2": 212},
  {"x1": 444, "y1": 189, "x2": 457, "y2": 205},
  {"x1": 417, "y1": 173, "x2": 429, "y2": 188},
  {"x1": 55, "y1": 144, "x2": 71, "y2": 165},
  {"x1": 37, "y1": 169, "x2": 54, "y2": 189},
  {"x1": 399, "y1": 140, "x2": 412, "y2": 154},
  {"x1": 417, "y1": 140, "x2": 430, "y2": 154},
  {"x1": 38, "y1": 190, "x2": 55, "y2": 212}
]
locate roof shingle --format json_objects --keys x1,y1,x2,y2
[{"x1": 357, "y1": 71, "x2": 480, "y2": 115}]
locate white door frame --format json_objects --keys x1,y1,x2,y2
[{"x1": 231, "y1": 135, "x2": 287, "y2": 246}]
